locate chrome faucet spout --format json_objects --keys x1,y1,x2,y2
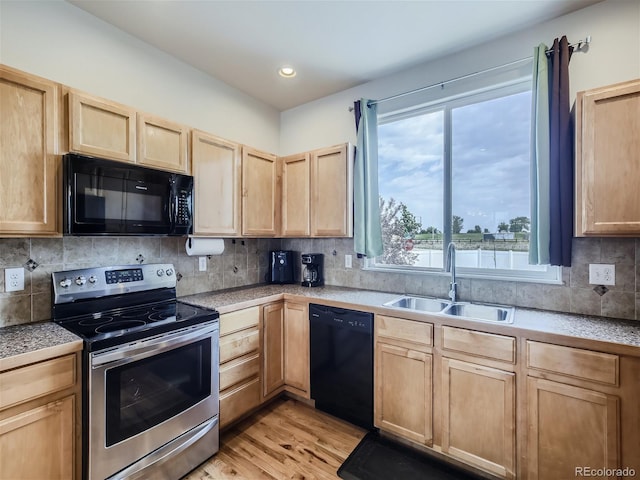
[{"x1": 445, "y1": 242, "x2": 457, "y2": 303}]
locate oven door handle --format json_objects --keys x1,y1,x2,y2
[
  {"x1": 107, "y1": 416, "x2": 218, "y2": 480},
  {"x1": 91, "y1": 322, "x2": 218, "y2": 368}
]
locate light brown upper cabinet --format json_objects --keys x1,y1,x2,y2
[
  {"x1": 0, "y1": 66, "x2": 59, "y2": 235},
  {"x1": 242, "y1": 146, "x2": 279, "y2": 236},
  {"x1": 310, "y1": 143, "x2": 353, "y2": 237},
  {"x1": 192, "y1": 131, "x2": 241, "y2": 236},
  {"x1": 576, "y1": 78, "x2": 640, "y2": 236},
  {"x1": 67, "y1": 91, "x2": 136, "y2": 163},
  {"x1": 280, "y1": 152, "x2": 310, "y2": 236},
  {"x1": 137, "y1": 113, "x2": 190, "y2": 174}
]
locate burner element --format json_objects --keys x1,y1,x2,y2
[{"x1": 79, "y1": 316, "x2": 114, "y2": 326}]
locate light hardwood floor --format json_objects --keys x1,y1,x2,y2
[{"x1": 183, "y1": 398, "x2": 366, "y2": 480}]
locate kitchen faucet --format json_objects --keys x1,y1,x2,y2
[{"x1": 445, "y1": 242, "x2": 457, "y2": 303}]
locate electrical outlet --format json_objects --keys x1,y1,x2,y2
[
  {"x1": 5, "y1": 267, "x2": 25, "y2": 292},
  {"x1": 589, "y1": 264, "x2": 615, "y2": 286},
  {"x1": 345, "y1": 254, "x2": 352, "y2": 269},
  {"x1": 198, "y1": 256, "x2": 207, "y2": 272}
]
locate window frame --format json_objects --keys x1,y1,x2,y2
[{"x1": 368, "y1": 76, "x2": 562, "y2": 284}]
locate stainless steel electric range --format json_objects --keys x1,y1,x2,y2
[{"x1": 52, "y1": 263, "x2": 219, "y2": 480}]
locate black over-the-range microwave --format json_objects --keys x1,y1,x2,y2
[{"x1": 63, "y1": 153, "x2": 194, "y2": 236}]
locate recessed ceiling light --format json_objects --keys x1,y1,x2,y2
[{"x1": 278, "y1": 66, "x2": 296, "y2": 78}]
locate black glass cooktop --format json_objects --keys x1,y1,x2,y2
[{"x1": 56, "y1": 300, "x2": 218, "y2": 351}]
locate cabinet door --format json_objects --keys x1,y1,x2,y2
[
  {"x1": 0, "y1": 67, "x2": 58, "y2": 235},
  {"x1": 262, "y1": 302, "x2": 285, "y2": 399},
  {"x1": 576, "y1": 79, "x2": 640, "y2": 235},
  {"x1": 441, "y1": 358, "x2": 515, "y2": 479},
  {"x1": 192, "y1": 131, "x2": 241, "y2": 235},
  {"x1": 284, "y1": 302, "x2": 310, "y2": 397},
  {"x1": 137, "y1": 113, "x2": 189, "y2": 174},
  {"x1": 375, "y1": 343, "x2": 432, "y2": 445},
  {"x1": 310, "y1": 144, "x2": 352, "y2": 237},
  {"x1": 0, "y1": 395, "x2": 74, "y2": 479},
  {"x1": 68, "y1": 91, "x2": 136, "y2": 163},
  {"x1": 280, "y1": 152, "x2": 310, "y2": 236},
  {"x1": 527, "y1": 377, "x2": 619, "y2": 480},
  {"x1": 242, "y1": 147, "x2": 278, "y2": 236}
]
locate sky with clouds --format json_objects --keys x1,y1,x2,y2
[{"x1": 378, "y1": 90, "x2": 531, "y2": 233}]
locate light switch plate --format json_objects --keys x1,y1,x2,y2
[
  {"x1": 345, "y1": 254, "x2": 352, "y2": 269},
  {"x1": 5, "y1": 267, "x2": 25, "y2": 292},
  {"x1": 589, "y1": 264, "x2": 615, "y2": 285},
  {"x1": 198, "y1": 257, "x2": 207, "y2": 272}
]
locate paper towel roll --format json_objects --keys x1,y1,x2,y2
[{"x1": 185, "y1": 238, "x2": 225, "y2": 256}]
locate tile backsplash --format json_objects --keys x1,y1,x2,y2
[
  {"x1": 0, "y1": 237, "x2": 280, "y2": 328},
  {"x1": 1, "y1": 235, "x2": 638, "y2": 328}
]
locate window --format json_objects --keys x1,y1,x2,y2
[{"x1": 372, "y1": 76, "x2": 560, "y2": 282}]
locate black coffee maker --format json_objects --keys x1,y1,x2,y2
[
  {"x1": 268, "y1": 250, "x2": 295, "y2": 284},
  {"x1": 301, "y1": 253, "x2": 324, "y2": 287}
]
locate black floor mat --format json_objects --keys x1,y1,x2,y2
[{"x1": 338, "y1": 432, "x2": 484, "y2": 480}]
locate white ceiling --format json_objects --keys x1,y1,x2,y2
[{"x1": 68, "y1": 0, "x2": 601, "y2": 111}]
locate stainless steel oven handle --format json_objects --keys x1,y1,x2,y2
[
  {"x1": 91, "y1": 322, "x2": 218, "y2": 368},
  {"x1": 106, "y1": 416, "x2": 218, "y2": 480}
]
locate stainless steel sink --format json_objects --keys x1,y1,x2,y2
[
  {"x1": 382, "y1": 295, "x2": 515, "y2": 323},
  {"x1": 442, "y1": 303, "x2": 514, "y2": 323},
  {"x1": 383, "y1": 296, "x2": 450, "y2": 313}
]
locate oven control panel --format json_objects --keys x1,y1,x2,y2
[{"x1": 52, "y1": 264, "x2": 177, "y2": 304}]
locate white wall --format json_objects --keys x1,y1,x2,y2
[
  {"x1": 280, "y1": 0, "x2": 640, "y2": 155},
  {"x1": 0, "y1": 0, "x2": 280, "y2": 153}
]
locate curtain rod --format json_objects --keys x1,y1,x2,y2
[{"x1": 350, "y1": 36, "x2": 591, "y2": 111}]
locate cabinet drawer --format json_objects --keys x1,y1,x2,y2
[
  {"x1": 219, "y1": 377, "x2": 261, "y2": 428},
  {"x1": 442, "y1": 326, "x2": 515, "y2": 363},
  {"x1": 376, "y1": 315, "x2": 433, "y2": 347},
  {"x1": 527, "y1": 341, "x2": 619, "y2": 386},
  {"x1": 220, "y1": 306, "x2": 260, "y2": 336},
  {"x1": 0, "y1": 355, "x2": 76, "y2": 410},
  {"x1": 219, "y1": 353, "x2": 260, "y2": 391},
  {"x1": 220, "y1": 328, "x2": 259, "y2": 363}
]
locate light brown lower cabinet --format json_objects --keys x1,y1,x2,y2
[
  {"x1": 441, "y1": 358, "x2": 515, "y2": 479},
  {"x1": 0, "y1": 353, "x2": 80, "y2": 479},
  {"x1": 0, "y1": 395, "x2": 75, "y2": 480},
  {"x1": 262, "y1": 302, "x2": 285, "y2": 400},
  {"x1": 218, "y1": 307, "x2": 261, "y2": 428},
  {"x1": 375, "y1": 343, "x2": 433, "y2": 445},
  {"x1": 526, "y1": 377, "x2": 619, "y2": 480},
  {"x1": 284, "y1": 302, "x2": 310, "y2": 398}
]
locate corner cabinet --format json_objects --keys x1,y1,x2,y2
[
  {"x1": 283, "y1": 302, "x2": 310, "y2": 398},
  {"x1": 280, "y1": 143, "x2": 353, "y2": 238},
  {"x1": 192, "y1": 131, "x2": 242, "y2": 236},
  {"x1": 280, "y1": 152, "x2": 310, "y2": 237},
  {"x1": 242, "y1": 147, "x2": 279, "y2": 236},
  {"x1": 575, "y1": 78, "x2": 640, "y2": 236},
  {"x1": 262, "y1": 302, "x2": 285, "y2": 400},
  {"x1": 310, "y1": 144, "x2": 353, "y2": 237},
  {"x1": 0, "y1": 66, "x2": 59, "y2": 235}
]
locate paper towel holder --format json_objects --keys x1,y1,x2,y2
[{"x1": 185, "y1": 237, "x2": 225, "y2": 257}]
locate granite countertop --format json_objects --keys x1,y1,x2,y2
[
  {"x1": 0, "y1": 321, "x2": 83, "y2": 371},
  {"x1": 183, "y1": 284, "x2": 640, "y2": 354},
  {"x1": 2, "y1": 285, "x2": 639, "y2": 367}
]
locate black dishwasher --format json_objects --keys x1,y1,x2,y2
[{"x1": 309, "y1": 303, "x2": 374, "y2": 430}]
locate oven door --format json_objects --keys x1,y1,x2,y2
[{"x1": 89, "y1": 322, "x2": 219, "y2": 480}]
